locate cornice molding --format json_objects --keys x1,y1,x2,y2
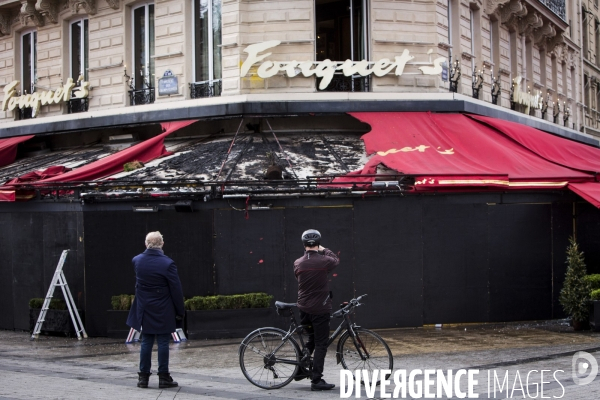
[
  {"x1": 20, "y1": 0, "x2": 44, "y2": 27},
  {"x1": 518, "y1": 11, "x2": 543, "y2": 38},
  {"x1": 501, "y1": 0, "x2": 527, "y2": 24},
  {"x1": 0, "y1": 10, "x2": 14, "y2": 36},
  {"x1": 534, "y1": 22, "x2": 556, "y2": 47},
  {"x1": 105, "y1": 0, "x2": 119, "y2": 10},
  {"x1": 70, "y1": 0, "x2": 96, "y2": 15},
  {"x1": 483, "y1": 0, "x2": 511, "y2": 16},
  {"x1": 35, "y1": 0, "x2": 60, "y2": 24},
  {"x1": 547, "y1": 33, "x2": 566, "y2": 53}
]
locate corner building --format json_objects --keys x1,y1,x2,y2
[{"x1": 1, "y1": 1, "x2": 600, "y2": 336}]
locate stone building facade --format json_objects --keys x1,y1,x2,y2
[
  {"x1": 581, "y1": 0, "x2": 600, "y2": 136},
  {"x1": 0, "y1": 0, "x2": 591, "y2": 144}
]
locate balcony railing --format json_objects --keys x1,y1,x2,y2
[
  {"x1": 17, "y1": 107, "x2": 33, "y2": 120},
  {"x1": 189, "y1": 79, "x2": 222, "y2": 99},
  {"x1": 128, "y1": 87, "x2": 155, "y2": 106},
  {"x1": 317, "y1": 74, "x2": 371, "y2": 92},
  {"x1": 67, "y1": 82, "x2": 89, "y2": 114},
  {"x1": 539, "y1": 0, "x2": 566, "y2": 21}
]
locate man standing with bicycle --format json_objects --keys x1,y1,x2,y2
[{"x1": 294, "y1": 229, "x2": 340, "y2": 391}]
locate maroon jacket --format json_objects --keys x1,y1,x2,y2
[{"x1": 294, "y1": 248, "x2": 340, "y2": 315}]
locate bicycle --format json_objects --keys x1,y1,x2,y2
[{"x1": 238, "y1": 294, "x2": 393, "y2": 389}]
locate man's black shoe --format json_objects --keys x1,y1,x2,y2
[
  {"x1": 137, "y1": 372, "x2": 151, "y2": 388},
  {"x1": 311, "y1": 379, "x2": 335, "y2": 391},
  {"x1": 158, "y1": 373, "x2": 178, "y2": 388},
  {"x1": 294, "y1": 369, "x2": 310, "y2": 381}
]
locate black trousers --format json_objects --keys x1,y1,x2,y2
[{"x1": 299, "y1": 310, "x2": 330, "y2": 383}]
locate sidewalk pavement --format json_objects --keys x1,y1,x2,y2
[{"x1": 0, "y1": 320, "x2": 599, "y2": 399}]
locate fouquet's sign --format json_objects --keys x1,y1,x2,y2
[
  {"x1": 512, "y1": 76, "x2": 542, "y2": 114},
  {"x1": 1, "y1": 77, "x2": 90, "y2": 118},
  {"x1": 240, "y1": 41, "x2": 446, "y2": 90}
]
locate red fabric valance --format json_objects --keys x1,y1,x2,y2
[{"x1": 0, "y1": 135, "x2": 35, "y2": 168}]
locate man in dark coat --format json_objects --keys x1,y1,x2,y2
[
  {"x1": 126, "y1": 231, "x2": 185, "y2": 389},
  {"x1": 294, "y1": 229, "x2": 339, "y2": 391}
]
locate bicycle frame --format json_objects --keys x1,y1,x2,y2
[{"x1": 268, "y1": 303, "x2": 371, "y2": 369}]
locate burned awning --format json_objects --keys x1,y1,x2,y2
[{"x1": 0, "y1": 120, "x2": 197, "y2": 201}]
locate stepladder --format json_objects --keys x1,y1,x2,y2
[{"x1": 31, "y1": 250, "x2": 88, "y2": 340}]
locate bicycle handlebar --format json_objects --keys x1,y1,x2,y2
[{"x1": 331, "y1": 294, "x2": 368, "y2": 318}]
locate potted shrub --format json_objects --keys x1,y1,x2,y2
[
  {"x1": 559, "y1": 237, "x2": 592, "y2": 331},
  {"x1": 585, "y1": 274, "x2": 600, "y2": 331},
  {"x1": 185, "y1": 292, "x2": 282, "y2": 339},
  {"x1": 106, "y1": 294, "x2": 135, "y2": 338},
  {"x1": 29, "y1": 297, "x2": 83, "y2": 336}
]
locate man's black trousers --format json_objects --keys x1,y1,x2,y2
[{"x1": 299, "y1": 310, "x2": 330, "y2": 383}]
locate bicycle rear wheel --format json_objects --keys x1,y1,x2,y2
[
  {"x1": 239, "y1": 328, "x2": 301, "y2": 389},
  {"x1": 338, "y1": 328, "x2": 393, "y2": 384}
]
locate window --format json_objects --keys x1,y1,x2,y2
[
  {"x1": 469, "y1": 6, "x2": 481, "y2": 73},
  {"x1": 130, "y1": 3, "x2": 155, "y2": 105},
  {"x1": 70, "y1": 18, "x2": 89, "y2": 81},
  {"x1": 584, "y1": 74, "x2": 590, "y2": 109},
  {"x1": 583, "y1": 7, "x2": 589, "y2": 59},
  {"x1": 21, "y1": 30, "x2": 37, "y2": 95},
  {"x1": 449, "y1": 0, "x2": 460, "y2": 63},
  {"x1": 315, "y1": 0, "x2": 369, "y2": 92},
  {"x1": 561, "y1": 61, "x2": 568, "y2": 99},
  {"x1": 596, "y1": 19, "x2": 600, "y2": 67},
  {"x1": 191, "y1": 0, "x2": 222, "y2": 98}
]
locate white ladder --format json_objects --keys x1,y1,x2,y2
[{"x1": 31, "y1": 250, "x2": 88, "y2": 340}]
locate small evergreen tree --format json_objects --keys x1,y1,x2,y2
[{"x1": 559, "y1": 237, "x2": 591, "y2": 323}]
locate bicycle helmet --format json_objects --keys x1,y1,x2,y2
[{"x1": 301, "y1": 229, "x2": 321, "y2": 247}]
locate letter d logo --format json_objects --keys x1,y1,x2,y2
[{"x1": 572, "y1": 351, "x2": 598, "y2": 385}]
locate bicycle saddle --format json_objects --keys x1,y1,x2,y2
[{"x1": 275, "y1": 301, "x2": 297, "y2": 310}]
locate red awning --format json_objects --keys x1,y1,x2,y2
[
  {"x1": 569, "y1": 182, "x2": 600, "y2": 208},
  {"x1": 0, "y1": 120, "x2": 197, "y2": 201},
  {"x1": 350, "y1": 112, "x2": 591, "y2": 187},
  {"x1": 469, "y1": 115, "x2": 600, "y2": 176},
  {"x1": 0, "y1": 135, "x2": 34, "y2": 168},
  {"x1": 334, "y1": 112, "x2": 600, "y2": 206}
]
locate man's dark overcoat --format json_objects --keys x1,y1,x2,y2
[{"x1": 126, "y1": 249, "x2": 185, "y2": 334}]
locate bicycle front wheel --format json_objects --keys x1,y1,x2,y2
[
  {"x1": 338, "y1": 328, "x2": 393, "y2": 384},
  {"x1": 239, "y1": 328, "x2": 301, "y2": 389}
]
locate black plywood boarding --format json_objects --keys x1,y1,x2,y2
[
  {"x1": 551, "y1": 203, "x2": 573, "y2": 319},
  {"x1": 422, "y1": 203, "x2": 489, "y2": 324},
  {"x1": 11, "y1": 213, "x2": 45, "y2": 330},
  {"x1": 282, "y1": 206, "x2": 355, "y2": 308},
  {"x1": 353, "y1": 197, "x2": 423, "y2": 328},
  {"x1": 576, "y1": 202, "x2": 600, "y2": 275},
  {"x1": 83, "y1": 210, "x2": 213, "y2": 336},
  {"x1": 0, "y1": 213, "x2": 14, "y2": 329},
  {"x1": 213, "y1": 209, "x2": 286, "y2": 300},
  {"x1": 488, "y1": 204, "x2": 553, "y2": 322}
]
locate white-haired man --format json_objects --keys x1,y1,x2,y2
[{"x1": 126, "y1": 231, "x2": 185, "y2": 389}]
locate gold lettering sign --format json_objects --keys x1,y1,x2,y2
[
  {"x1": 240, "y1": 41, "x2": 447, "y2": 90},
  {"x1": 376, "y1": 145, "x2": 454, "y2": 156},
  {"x1": 512, "y1": 76, "x2": 542, "y2": 114},
  {"x1": 2, "y1": 77, "x2": 90, "y2": 118}
]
